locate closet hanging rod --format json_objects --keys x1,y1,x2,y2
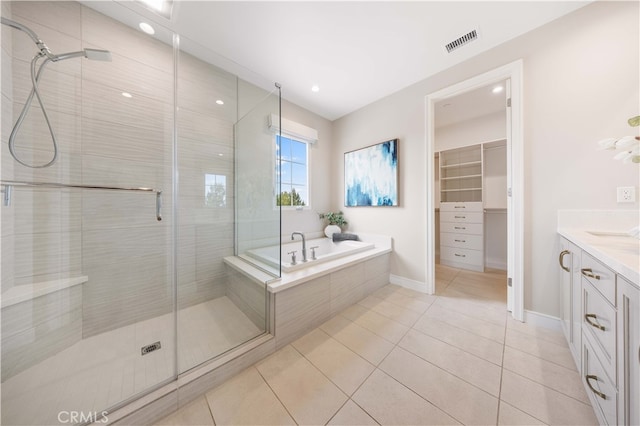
[{"x1": 0, "y1": 180, "x2": 163, "y2": 221}]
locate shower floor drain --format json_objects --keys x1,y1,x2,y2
[{"x1": 141, "y1": 341, "x2": 161, "y2": 355}]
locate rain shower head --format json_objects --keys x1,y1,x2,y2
[{"x1": 51, "y1": 48, "x2": 112, "y2": 62}]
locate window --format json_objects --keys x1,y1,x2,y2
[
  {"x1": 276, "y1": 135, "x2": 309, "y2": 207},
  {"x1": 205, "y1": 173, "x2": 226, "y2": 207}
]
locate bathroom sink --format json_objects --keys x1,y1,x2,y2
[
  {"x1": 584, "y1": 231, "x2": 639, "y2": 257},
  {"x1": 585, "y1": 231, "x2": 630, "y2": 237}
]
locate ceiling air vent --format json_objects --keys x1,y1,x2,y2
[{"x1": 445, "y1": 29, "x2": 478, "y2": 53}]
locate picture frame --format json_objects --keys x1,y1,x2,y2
[{"x1": 344, "y1": 139, "x2": 399, "y2": 207}]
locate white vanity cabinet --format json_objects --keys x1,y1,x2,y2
[
  {"x1": 617, "y1": 277, "x2": 639, "y2": 426},
  {"x1": 558, "y1": 232, "x2": 640, "y2": 425},
  {"x1": 558, "y1": 237, "x2": 582, "y2": 366}
]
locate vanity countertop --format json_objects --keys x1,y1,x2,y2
[{"x1": 558, "y1": 228, "x2": 639, "y2": 287}]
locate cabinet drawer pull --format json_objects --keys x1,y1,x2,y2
[
  {"x1": 585, "y1": 375, "x2": 607, "y2": 400},
  {"x1": 454, "y1": 226, "x2": 466, "y2": 230},
  {"x1": 585, "y1": 314, "x2": 606, "y2": 331},
  {"x1": 558, "y1": 250, "x2": 570, "y2": 272},
  {"x1": 454, "y1": 206, "x2": 466, "y2": 209},
  {"x1": 581, "y1": 268, "x2": 601, "y2": 280},
  {"x1": 454, "y1": 253, "x2": 466, "y2": 258},
  {"x1": 454, "y1": 216, "x2": 466, "y2": 219},
  {"x1": 454, "y1": 239, "x2": 466, "y2": 243}
]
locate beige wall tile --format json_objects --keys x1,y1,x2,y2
[
  {"x1": 11, "y1": 1, "x2": 81, "y2": 40},
  {"x1": 81, "y1": 7, "x2": 172, "y2": 72}
]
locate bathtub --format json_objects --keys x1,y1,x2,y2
[{"x1": 245, "y1": 237, "x2": 375, "y2": 272}]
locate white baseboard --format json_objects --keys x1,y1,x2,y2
[
  {"x1": 389, "y1": 274, "x2": 428, "y2": 293},
  {"x1": 485, "y1": 260, "x2": 507, "y2": 271},
  {"x1": 523, "y1": 309, "x2": 562, "y2": 331}
]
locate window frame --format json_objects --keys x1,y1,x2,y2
[{"x1": 275, "y1": 132, "x2": 311, "y2": 210}]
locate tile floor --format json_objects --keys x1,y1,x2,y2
[
  {"x1": 157, "y1": 265, "x2": 598, "y2": 426},
  {"x1": 1, "y1": 296, "x2": 261, "y2": 426}
]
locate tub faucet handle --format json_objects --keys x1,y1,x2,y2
[
  {"x1": 309, "y1": 246, "x2": 319, "y2": 260},
  {"x1": 287, "y1": 250, "x2": 297, "y2": 265}
]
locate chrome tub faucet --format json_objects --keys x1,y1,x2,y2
[{"x1": 291, "y1": 232, "x2": 307, "y2": 262}]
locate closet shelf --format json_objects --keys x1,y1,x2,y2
[
  {"x1": 441, "y1": 188, "x2": 482, "y2": 193},
  {"x1": 440, "y1": 174, "x2": 482, "y2": 181},
  {"x1": 441, "y1": 160, "x2": 482, "y2": 168}
]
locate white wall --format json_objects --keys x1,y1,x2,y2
[
  {"x1": 435, "y1": 111, "x2": 506, "y2": 152},
  {"x1": 333, "y1": 1, "x2": 639, "y2": 317}
]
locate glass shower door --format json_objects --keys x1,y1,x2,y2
[{"x1": 1, "y1": 2, "x2": 176, "y2": 424}]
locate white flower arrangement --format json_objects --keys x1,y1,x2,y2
[{"x1": 597, "y1": 116, "x2": 640, "y2": 164}]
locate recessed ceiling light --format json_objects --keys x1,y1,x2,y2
[
  {"x1": 122, "y1": 92, "x2": 133, "y2": 98},
  {"x1": 492, "y1": 86, "x2": 503, "y2": 94},
  {"x1": 216, "y1": 100, "x2": 224, "y2": 105},
  {"x1": 139, "y1": 22, "x2": 155, "y2": 35},
  {"x1": 311, "y1": 85, "x2": 320, "y2": 93},
  {"x1": 218, "y1": 153, "x2": 224, "y2": 157}
]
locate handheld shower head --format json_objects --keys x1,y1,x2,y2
[
  {"x1": 84, "y1": 48, "x2": 112, "y2": 61},
  {"x1": 1, "y1": 16, "x2": 112, "y2": 168},
  {"x1": 51, "y1": 48, "x2": 112, "y2": 62}
]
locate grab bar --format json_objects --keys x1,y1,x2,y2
[{"x1": 1, "y1": 180, "x2": 163, "y2": 221}]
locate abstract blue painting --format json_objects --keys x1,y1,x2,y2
[{"x1": 344, "y1": 139, "x2": 398, "y2": 207}]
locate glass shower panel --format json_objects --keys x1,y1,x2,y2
[
  {"x1": 1, "y1": 2, "x2": 176, "y2": 424},
  {"x1": 175, "y1": 37, "x2": 276, "y2": 374},
  {"x1": 235, "y1": 85, "x2": 281, "y2": 258}
]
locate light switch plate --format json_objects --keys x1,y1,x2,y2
[{"x1": 617, "y1": 186, "x2": 636, "y2": 203}]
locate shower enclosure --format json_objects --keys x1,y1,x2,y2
[{"x1": 1, "y1": 2, "x2": 280, "y2": 424}]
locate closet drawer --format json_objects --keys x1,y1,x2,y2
[
  {"x1": 583, "y1": 280, "x2": 617, "y2": 383},
  {"x1": 440, "y1": 202, "x2": 483, "y2": 212},
  {"x1": 583, "y1": 339, "x2": 618, "y2": 426},
  {"x1": 440, "y1": 222, "x2": 483, "y2": 235},
  {"x1": 440, "y1": 232, "x2": 483, "y2": 250},
  {"x1": 581, "y1": 252, "x2": 616, "y2": 306},
  {"x1": 440, "y1": 212, "x2": 483, "y2": 224},
  {"x1": 440, "y1": 246, "x2": 483, "y2": 266}
]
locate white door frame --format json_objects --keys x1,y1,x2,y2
[{"x1": 425, "y1": 59, "x2": 524, "y2": 321}]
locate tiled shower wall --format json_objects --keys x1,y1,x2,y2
[{"x1": 1, "y1": 1, "x2": 242, "y2": 378}]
